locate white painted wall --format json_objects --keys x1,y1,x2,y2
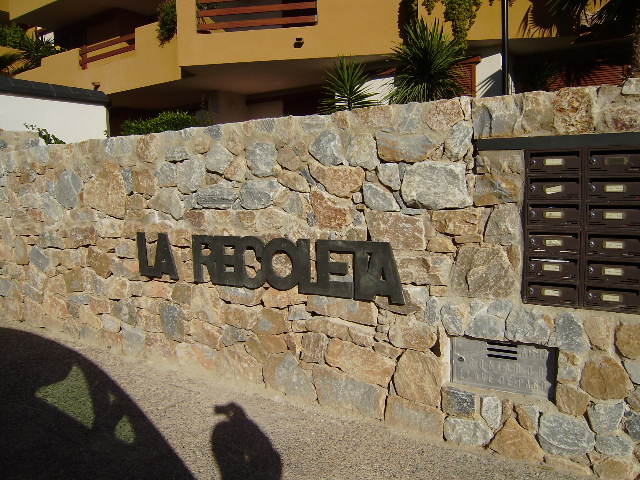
[
  {"x1": 476, "y1": 49, "x2": 514, "y2": 97},
  {"x1": 0, "y1": 93, "x2": 108, "y2": 143},
  {"x1": 364, "y1": 77, "x2": 393, "y2": 105}
]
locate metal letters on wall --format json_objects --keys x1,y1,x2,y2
[{"x1": 137, "y1": 233, "x2": 405, "y2": 305}]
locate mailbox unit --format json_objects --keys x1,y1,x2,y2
[{"x1": 523, "y1": 146, "x2": 640, "y2": 312}]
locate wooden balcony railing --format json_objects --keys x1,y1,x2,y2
[
  {"x1": 197, "y1": 0, "x2": 317, "y2": 33},
  {"x1": 79, "y1": 33, "x2": 135, "y2": 69}
]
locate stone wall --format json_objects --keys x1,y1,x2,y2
[{"x1": 1, "y1": 81, "x2": 639, "y2": 478}]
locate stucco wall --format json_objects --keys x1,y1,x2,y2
[{"x1": 1, "y1": 81, "x2": 639, "y2": 477}]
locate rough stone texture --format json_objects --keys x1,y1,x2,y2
[
  {"x1": 466, "y1": 313, "x2": 505, "y2": 340},
  {"x1": 375, "y1": 131, "x2": 435, "y2": 163},
  {"x1": 555, "y1": 383, "x2": 590, "y2": 417},
  {"x1": 401, "y1": 161, "x2": 472, "y2": 210},
  {"x1": 595, "y1": 433, "x2": 635, "y2": 456},
  {"x1": 307, "y1": 296, "x2": 377, "y2": 326},
  {"x1": 159, "y1": 303, "x2": 186, "y2": 342},
  {"x1": 300, "y1": 332, "x2": 328, "y2": 363},
  {"x1": 388, "y1": 321, "x2": 436, "y2": 351},
  {"x1": 325, "y1": 338, "x2": 395, "y2": 387},
  {"x1": 484, "y1": 203, "x2": 521, "y2": 245},
  {"x1": 385, "y1": 395, "x2": 444, "y2": 438},
  {"x1": 309, "y1": 162, "x2": 364, "y2": 198},
  {"x1": 240, "y1": 179, "x2": 283, "y2": 210},
  {"x1": 54, "y1": 170, "x2": 82, "y2": 209},
  {"x1": 580, "y1": 356, "x2": 633, "y2": 400},
  {"x1": 365, "y1": 211, "x2": 427, "y2": 250},
  {"x1": 505, "y1": 307, "x2": 553, "y2": 345},
  {"x1": 474, "y1": 173, "x2": 521, "y2": 206},
  {"x1": 204, "y1": 144, "x2": 233, "y2": 174},
  {"x1": 197, "y1": 183, "x2": 237, "y2": 209},
  {"x1": 625, "y1": 412, "x2": 640, "y2": 441},
  {"x1": 393, "y1": 350, "x2": 442, "y2": 407},
  {"x1": 450, "y1": 246, "x2": 518, "y2": 299},
  {"x1": 538, "y1": 413, "x2": 596, "y2": 456},
  {"x1": 309, "y1": 130, "x2": 343, "y2": 166},
  {"x1": 440, "y1": 303, "x2": 469, "y2": 336},
  {"x1": 481, "y1": 396, "x2": 503, "y2": 430},
  {"x1": 263, "y1": 352, "x2": 317, "y2": 400},
  {"x1": 554, "y1": 312, "x2": 589, "y2": 354},
  {"x1": 82, "y1": 163, "x2": 127, "y2": 219},
  {"x1": 591, "y1": 455, "x2": 640, "y2": 480},
  {"x1": 444, "y1": 417, "x2": 493, "y2": 447},
  {"x1": 377, "y1": 163, "x2": 401, "y2": 191},
  {"x1": 489, "y1": 418, "x2": 544, "y2": 463},
  {"x1": 583, "y1": 316, "x2": 616, "y2": 352},
  {"x1": 309, "y1": 189, "x2": 354, "y2": 230},
  {"x1": 442, "y1": 386, "x2": 477, "y2": 419},
  {"x1": 312, "y1": 364, "x2": 386, "y2": 419},
  {"x1": 246, "y1": 141, "x2": 278, "y2": 177},
  {"x1": 552, "y1": 87, "x2": 597, "y2": 134},
  {"x1": 515, "y1": 404, "x2": 539, "y2": 432},
  {"x1": 616, "y1": 322, "x2": 640, "y2": 359},
  {"x1": 362, "y1": 182, "x2": 400, "y2": 211}
]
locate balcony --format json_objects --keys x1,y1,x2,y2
[
  {"x1": 79, "y1": 33, "x2": 135, "y2": 69},
  {"x1": 196, "y1": 0, "x2": 317, "y2": 33}
]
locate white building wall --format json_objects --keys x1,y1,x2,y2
[{"x1": 0, "y1": 93, "x2": 108, "y2": 143}]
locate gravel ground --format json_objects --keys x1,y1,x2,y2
[{"x1": 0, "y1": 319, "x2": 589, "y2": 480}]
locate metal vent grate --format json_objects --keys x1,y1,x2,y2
[{"x1": 486, "y1": 341, "x2": 518, "y2": 361}]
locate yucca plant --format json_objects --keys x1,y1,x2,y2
[
  {"x1": 388, "y1": 19, "x2": 465, "y2": 104},
  {"x1": 318, "y1": 56, "x2": 380, "y2": 114}
]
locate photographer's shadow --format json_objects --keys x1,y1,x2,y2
[{"x1": 211, "y1": 402, "x2": 282, "y2": 480}]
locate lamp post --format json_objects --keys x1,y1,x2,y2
[{"x1": 501, "y1": 0, "x2": 510, "y2": 94}]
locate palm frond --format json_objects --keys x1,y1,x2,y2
[{"x1": 319, "y1": 57, "x2": 380, "y2": 114}]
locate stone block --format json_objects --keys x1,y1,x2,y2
[
  {"x1": 484, "y1": 203, "x2": 521, "y2": 245},
  {"x1": 591, "y1": 455, "x2": 640, "y2": 480},
  {"x1": 254, "y1": 308, "x2": 289, "y2": 335},
  {"x1": 160, "y1": 303, "x2": 186, "y2": 342},
  {"x1": 401, "y1": 161, "x2": 471, "y2": 209},
  {"x1": 212, "y1": 344, "x2": 263, "y2": 384},
  {"x1": 555, "y1": 384, "x2": 590, "y2": 416},
  {"x1": 393, "y1": 349, "x2": 442, "y2": 407},
  {"x1": 583, "y1": 315, "x2": 615, "y2": 352},
  {"x1": 580, "y1": 356, "x2": 632, "y2": 400},
  {"x1": 396, "y1": 252, "x2": 452, "y2": 286},
  {"x1": 309, "y1": 189, "x2": 355, "y2": 230},
  {"x1": 309, "y1": 130, "x2": 344, "y2": 166},
  {"x1": 240, "y1": 179, "x2": 283, "y2": 210},
  {"x1": 489, "y1": 417, "x2": 544, "y2": 462},
  {"x1": 465, "y1": 313, "x2": 505, "y2": 340},
  {"x1": 307, "y1": 296, "x2": 377, "y2": 326},
  {"x1": 505, "y1": 307, "x2": 553, "y2": 345},
  {"x1": 300, "y1": 332, "x2": 328, "y2": 363},
  {"x1": 375, "y1": 131, "x2": 436, "y2": 163},
  {"x1": 246, "y1": 141, "x2": 278, "y2": 177},
  {"x1": 221, "y1": 304, "x2": 260, "y2": 330},
  {"x1": 538, "y1": 412, "x2": 595, "y2": 456},
  {"x1": 325, "y1": 338, "x2": 396, "y2": 387},
  {"x1": 616, "y1": 322, "x2": 640, "y2": 359},
  {"x1": 555, "y1": 312, "x2": 589, "y2": 354},
  {"x1": 388, "y1": 321, "x2": 437, "y2": 351},
  {"x1": 148, "y1": 188, "x2": 184, "y2": 220},
  {"x1": 261, "y1": 287, "x2": 305, "y2": 309},
  {"x1": 312, "y1": 364, "x2": 387, "y2": 419},
  {"x1": 309, "y1": 162, "x2": 364, "y2": 198},
  {"x1": 365, "y1": 211, "x2": 427, "y2": 250},
  {"x1": 442, "y1": 386, "x2": 477, "y2": 418},
  {"x1": 450, "y1": 245, "x2": 518, "y2": 299},
  {"x1": 196, "y1": 183, "x2": 237, "y2": 209},
  {"x1": 385, "y1": 395, "x2": 444, "y2": 438},
  {"x1": 444, "y1": 417, "x2": 493, "y2": 446},
  {"x1": 474, "y1": 173, "x2": 521, "y2": 206},
  {"x1": 264, "y1": 353, "x2": 317, "y2": 401},
  {"x1": 427, "y1": 237, "x2": 456, "y2": 253},
  {"x1": 552, "y1": 87, "x2": 597, "y2": 135},
  {"x1": 595, "y1": 433, "x2": 635, "y2": 456},
  {"x1": 82, "y1": 163, "x2": 126, "y2": 219},
  {"x1": 121, "y1": 323, "x2": 146, "y2": 357},
  {"x1": 481, "y1": 396, "x2": 503, "y2": 430},
  {"x1": 191, "y1": 320, "x2": 223, "y2": 349},
  {"x1": 377, "y1": 163, "x2": 401, "y2": 191},
  {"x1": 440, "y1": 303, "x2": 469, "y2": 336}
]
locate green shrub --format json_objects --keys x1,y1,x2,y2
[
  {"x1": 157, "y1": 0, "x2": 177, "y2": 46},
  {"x1": 0, "y1": 23, "x2": 26, "y2": 49},
  {"x1": 24, "y1": 124, "x2": 65, "y2": 144},
  {"x1": 120, "y1": 110, "x2": 197, "y2": 135},
  {"x1": 318, "y1": 56, "x2": 380, "y2": 114}
]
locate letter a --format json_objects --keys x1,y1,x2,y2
[{"x1": 137, "y1": 232, "x2": 179, "y2": 280}]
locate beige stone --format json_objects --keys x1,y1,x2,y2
[
  {"x1": 42, "y1": 293, "x2": 69, "y2": 319},
  {"x1": 277, "y1": 170, "x2": 309, "y2": 193},
  {"x1": 555, "y1": 384, "x2": 591, "y2": 416},
  {"x1": 131, "y1": 168, "x2": 158, "y2": 196},
  {"x1": 261, "y1": 286, "x2": 306, "y2": 308},
  {"x1": 142, "y1": 280, "x2": 173, "y2": 299},
  {"x1": 87, "y1": 247, "x2": 112, "y2": 278},
  {"x1": 388, "y1": 322, "x2": 437, "y2": 351},
  {"x1": 584, "y1": 316, "x2": 616, "y2": 352},
  {"x1": 63, "y1": 226, "x2": 98, "y2": 249},
  {"x1": 489, "y1": 418, "x2": 544, "y2": 463},
  {"x1": 253, "y1": 308, "x2": 289, "y2": 335},
  {"x1": 191, "y1": 320, "x2": 223, "y2": 349},
  {"x1": 309, "y1": 162, "x2": 364, "y2": 198},
  {"x1": 543, "y1": 455, "x2": 593, "y2": 477},
  {"x1": 212, "y1": 344, "x2": 263, "y2": 384},
  {"x1": 307, "y1": 295, "x2": 377, "y2": 326},
  {"x1": 616, "y1": 322, "x2": 640, "y2": 359},
  {"x1": 385, "y1": 395, "x2": 444, "y2": 438},
  {"x1": 365, "y1": 211, "x2": 427, "y2": 250},
  {"x1": 82, "y1": 163, "x2": 127, "y2": 218},
  {"x1": 553, "y1": 87, "x2": 597, "y2": 135},
  {"x1": 222, "y1": 304, "x2": 261, "y2": 330},
  {"x1": 580, "y1": 356, "x2": 633, "y2": 400},
  {"x1": 393, "y1": 350, "x2": 442, "y2": 407},
  {"x1": 325, "y1": 338, "x2": 395, "y2": 387},
  {"x1": 310, "y1": 189, "x2": 355, "y2": 230},
  {"x1": 428, "y1": 237, "x2": 456, "y2": 253},
  {"x1": 300, "y1": 332, "x2": 329, "y2": 363},
  {"x1": 592, "y1": 455, "x2": 640, "y2": 480},
  {"x1": 396, "y1": 252, "x2": 452, "y2": 286},
  {"x1": 474, "y1": 173, "x2": 521, "y2": 206}
]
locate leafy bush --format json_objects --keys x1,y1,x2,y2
[
  {"x1": 120, "y1": 110, "x2": 197, "y2": 135},
  {"x1": 0, "y1": 24, "x2": 62, "y2": 74},
  {"x1": 318, "y1": 57, "x2": 380, "y2": 114},
  {"x1": 157, "y1": 0, "x2": 177, "y2": 46},
  {"x1": 0, "y1": 23, "x2": 27, "y2": 49}
]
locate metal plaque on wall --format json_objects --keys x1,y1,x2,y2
[{"x1": 450, "y1": 337, "x2": 557, "y2": 399}]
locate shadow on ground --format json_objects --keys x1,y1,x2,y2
[
  {"x1": 212, "y1": 402, "x2": 282, "y2": 480},
  {"x1": 0, "y1": 327, "x2": 195, "y2": 480}
]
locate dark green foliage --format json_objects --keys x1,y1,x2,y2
[
  {"x1": 422, "y1": 0, "x2": 482, "y2": 45},
  {"x1": 516, "y1": 56, "x2": 561, "y2": 92},
  {"x1": 388, "y1": 19, "x2": 465, "y2": 104},
  {"x1": 24, "y1": 124, "x2": 66, "y2": 145},
  {"x1": 0, "y1": 52, "x2": 21, "y2": 75},
  {"x1": 120, "y1": 110, "x2": 197, "y2": 135},
  {"x1": 0, "y1": 24, "x2": 61, "y2": 74},
  {"x1": 319, "y1": 57, "x2": 380, "y2": 114},
  {"x1": 157, "y1": 0, "x2": 177, "y2": 46},
  {"x1": 0, "y1": 23, "x2": 26, "y2": 49}
]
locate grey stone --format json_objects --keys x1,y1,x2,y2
[
  {"x1": 148, "y1": 188, "x2": 184, "y2": 220},
  {"x1": 481, "y1": 396, "x2": 503, "y2": 430},
  {"x1": 484, "y1": 204, "x2": 521, "y2": 245},
  {"x1": 221, "y1": 325, "x2": 250, "y2": 346},
  {"x1": 313, "y1": 364, "x2": 386, "y2": 419},
  {"x1": 377, "y1": 163, "x2": 401, "y2": 190},
  {"x1": 240, "y1": 179, "x2": 283, "y2": 210},
  {"x1": 555, "y1": 312, "x2": 589, "y2": 354},
  {"x1": 165, "y1": 146, "x2": 190, "y2": 162},
  {"x1": 385, "y1": 395, "x2": 445, "y2": 438},
  {"x1": 425, "y1": 297, "x2": 440, "y2": 325},
  {"x1": 440, "y1": 303, "x2": 468, "y2": 336},
  {"x1": 42, "y1": 193, "x2": 64, "y2": 222},
  {"x1": 401, "y1": 161, "x2": 472, "y2": 209},
  {"x1": 466, "y1": 313, "x2": 505, "y2": 340},
  {"x1": 469, "y1": 300, "x2": 486, "y2": 317},
  {"x1": 309, "y1": 130, "x2": 343, "y2": 166},
  {"x1": 54, "y1": 170, "x2": 82, "y2": 209},
  {"x1": 197, "y1": 182, "x2": 237, "y2": 209},
  {"x1": 345, "y1": 133, "x2": 379, "y2": 170},
  {"x1": 156, "y1": 162, "x2": 177, "y2": 186},
  {"x1": 624, "y1": 359, "x2": 640, "y2": 384},
  {"x1": 538, "y1": 413, "x2": 595, "y2": 455},
  {"x1": 0, "y1": 278, "x2": 16, "y2": 297},
  {"x1": 625, "y1": 412, "x2": 640, "y2": 441},
  {"x1": 29, "y1": 246, "x2": 49, "y2": 272},
  {"x1": 112, "y1": 300, "x2": 136, "y2": 325},
  {"x1": 177, "y1": 155, "x2": 206, "y2": 193},
  {"x1": 442, "y1": 386, "x2": 477, "y2": 418},
  {"x1": 160, "y1": 303, "x2": 186, "y2": 342},
  {"x1": 596, "y1": 433, "x2": 635, "y2": 456},
  {"x1": 102, "y1": 314, "x2": 121, "y2": 333},
  {"x1": 121, "y1": 168, "x2": 133, "y2": 194},
  {"x1": 505, "y1": 307, "x2": 553, "y2": 345},
  {"x1": 487, "y1": 299, "x2": 513, "y2": 319},
  {"x1": 375, "y1": 131, "x2": 435, "y2": 163},
  {"x1": 444, "y1": 417, "x2": 493, "y2": 446},
  {"x1": 204, "y1": 125, "x2": 223, "y2": 140},
  {"x1": 516, "y1": 405, "x2": 540, "y2": 432},
  {"x1": 445, "y1": 121, "x2": 473, "y2": 159},
  {"x1": 247, "y1": 141, "x2": 278, "y2": 177},
  {"x1": 264, "y1": 353, "x2": 317, "y2": 400},
  {"x1": 362, "y1": 182, "x2": 399, "y2": 211},
  {"x1": 301, "y1": 115, "x2": 330, "y2": 133},
  {"x1": 621, "y1": 78, "x2": 640, "y2": 96},
  {"x1": 204, "y1": 144, "x2": 233, "y2": 174},
  {"x1": 393, "y1": 102, "x2": 422, "y2": 133},
  {"x1": 121, "y1": 323, "x2": 146, "y2": 357},
  {"x1": 450, "y1": 246, "x2": 518, "y2": 299}
]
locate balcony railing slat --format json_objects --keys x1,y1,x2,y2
[
  {"x1": 198, "y1": 15, "x2": 317, "y2": 31},
  {"x1": 198, "y1": 2, "x2": 317, "y2": 18},
  {"x1": 80, "y1": 44, "x2": 135, "y2": 66},
  {"x1": 79, "y1": 33, "x2": 135, "y2": 55}
]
